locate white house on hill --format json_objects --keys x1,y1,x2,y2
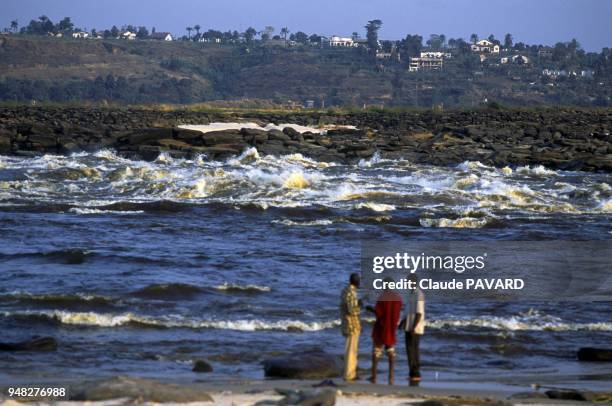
[
  {"x1": 121, "y1": 31, "x2": 136, "y2": 40},
  {"x1": 329, "y1": 36, "x2": 356, "y2": 47},
  {"x1": 72, "y1": 31, "x2": 89, "y2": 39},
  {"x1": 471, "y1": 39, "x2": 500, "y2": 54},
  {"x1": 501, "y1": 54, "x2": 530, "y2": 65},
  {"x1": 150, "y1": 32, "x2": 173, "y2": 41}
]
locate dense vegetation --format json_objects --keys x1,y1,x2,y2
[{"x1": 1, "y1": 15, "x2": 611, "y2": 107}]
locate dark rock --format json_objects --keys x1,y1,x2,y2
[
  {"x1": 268, "y1": 129, "x2": 291, "y2": 142},
  {"x1": 201, "y1": 130, "x2": 243, "y2": 146},
  {"x1": 192, "y1": 360, "x2": 213, "y2": 373},
  {"x1": 262, "y1": 350, "x2": 342, "y2": 379},
  {"x1": 545, "y1": 390, "x2": 587, "y2": 401},
  {"x1": 0, "y1": 336, "x2": 58, "y2": 351},
  {"x1": 0, "y1": 132, "x2": 12, "y2": 153},
  {"x1": 69, "y1": 376, "x2": 213, "y2": 402},
  {"x1": 282, "y1": 126, "x2": 301, "y2": 138},
  {"x1": 125, "y1": 128, "x2": 173, "y2": 145},
  {"x1": 508, "y1": 392, "x2": 548, "y2": 400},
  {"x1": 137, "y1": 145, "x2": 165, "y2": 161},
  {"x1": 173, "y1": 128, "x2": 204, "y2": 142},
  {"x1": 578, "y1": 347, "x2": 612, "y2": 362}
]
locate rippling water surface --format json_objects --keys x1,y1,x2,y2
[{"x1": 0, "y1": 148, "x2": 610, "y2": 388}]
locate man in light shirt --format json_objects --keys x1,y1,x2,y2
[{"x1": 403, "y1": 274, "x2": 425, "y2": 382}]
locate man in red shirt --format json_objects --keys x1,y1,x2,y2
[{"x1": 367, "y1": 278, "x2": 403, "y2": 385}]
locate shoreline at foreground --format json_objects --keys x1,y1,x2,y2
[
  {"x1": 1, "y1": 376, "x2": 611, "y2": 405},
  {"x1": 0, "y1": 106, "x2": 610, "y2": 171}
]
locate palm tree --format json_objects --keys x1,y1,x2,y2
[
  {"x1": 186, "y1": 26, "x2": 193, "y2": 40},
  {"x1": 194, "y1": 24, "x2": 201, "y2": 38},
  {"x1": 10, "y1": 20, "x2": 18, "y2": 33}
]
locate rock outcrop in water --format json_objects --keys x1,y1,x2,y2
[
  {"x1": 0, "y1": 336, "x2": 58, "y2": 351},
  {"x1": 577, "y1": 347, "x2": 612, "y2": 362},
  {"x1": 0, "y1": 106, "x2": 610, "y2": 171},
  {"x1": 262, "y1": 350, "x2": 343, "y2": 379}
]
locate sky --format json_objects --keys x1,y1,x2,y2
[{"x1": 3, "y1": 0, "x2": 611, "y2": 51}]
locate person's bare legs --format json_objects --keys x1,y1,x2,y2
[
  {"x1": 388, "y1": 352, "x2": 395, "y2": 385},
  {"x1": 369, "y1": 350, "x2": 378, "y2": 383}
]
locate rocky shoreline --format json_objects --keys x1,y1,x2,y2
[{"x1": 0, "y1": 106, "x2": 610, "y2": 171}]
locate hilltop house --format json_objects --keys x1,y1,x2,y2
[
  {"x1": 72, "y1": 31, "x2": 89, "y2": 39},
  {"x1": 149, "y1": 32, "x2": 173, "y2": 41},
  {"x1": 329, "y1": 36, "x2": 356, "y2": 47},
  {"x1": 501, "y1": 54, "x2": 530, "y2": 65},
  {"x1": 471, "y1": 39, "x2": 500, "y2": 54},
  {"x1": 420, "y1": 51, "x2": 452, "y2": 59},
  {"x1": 376, "y1": 51, "x2": 400, "y2": 62},
  {"x1": 121, "y1": 31, "x2": 136, "y2": 40},
  {"x1": 408, "y1": 51, "x2": 451, "y2": 72}
]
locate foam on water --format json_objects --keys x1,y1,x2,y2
[
  {"x1": 1, "y1": 310, "x2": 338, "y2": 331},
  {"x1": 3, "y1": 309, "x2": 610, "y2": 332},
  {"x1": 0, "y1": 149, "x2": 608, "y2": 216}
]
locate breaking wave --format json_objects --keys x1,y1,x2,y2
[
  {"x1": 215, "y1": 283, "x2": 271, "y2": 293},
  {"x1": 2, "y1": 308, "x2": 609, "y2": 333},
  {"x1": 0, "y1": 149, "x2": 609, "y2": 217},
  {"x1": 0, "y1": 310, "x2": 338, "y2": 331}
]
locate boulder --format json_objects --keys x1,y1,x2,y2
[
  {"x1": 69, "y1": 376, "x2": 213, "y2": 402},
  {"x1": 173, "y1": 128, "x2": 204, "y2": 142},
  {"x1": 124, "y1": 128, "x2": 174, "y2": 145},
  {"x1": 157, "y1": 138, "x2": 192, "y2": 150},
  {"x1": 268, "y1": 129, "x2": 291, "y2": 142},
  {"x1": 282, "y1": 126, "x2": 301, "y2": 138},
  {"x1": 262, "y1": 350, "x2": 342, "y2": 379},
  {"x1": 192, "y1": 360, "x2": 213, "y2": 373},
  {"x1": 201, "y1": 130, "x2": 243, "y2": 146},
  {"x1": 578, "y1": 347, "x2": 612, "y2": 362},
  {"x1": 545, "y1": 390, "x2": 587, "y2": 401},
  {"x1": 0, "y1": 336, "x2": 58, "y2": 351},
  {"x1": 241, "y1": 128, "x2": 268, "y2": 144},
  {"x1": 0, "y1": 131, "x2": 12, "y2": 153}
]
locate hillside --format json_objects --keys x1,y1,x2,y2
[{"x1": 0, "y1": 35, "x2": 610, "y2": 107}]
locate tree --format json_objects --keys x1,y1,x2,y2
[
  {"x1": 365, "y1": 19, "x2": 382, "y2": 52},
  {"x1": 261, "y1": 26, "x2": 274, "y2": 41},
  {"x1": 137, "y1": 26, "x2": 149, "y2": 39},
  {"x1": 504, "y1": 33, "x2": 513, "y2": 49},
  {"x1": 293, "y1": 31, "x2": 308, "y2": 44},
  {"x1": 110, "y1": 25, "x2": 119, "y2": 38},
  {"x1": 352, "y1": 31, "x2": 359, "y2": 40},
  {"x1": 470, "y1": 33, "x2": 478, "y2": 44},
  {"x1": 194, "y1": 24, "x2": 201, "y2": 37},
  {"x1": 10, "y1": 20, "x2": 18, "y2": 33},
  {"x1": 186, "y1": 26, "x2": 193, "y2": 39},
  {"x1": 427, "y1": 34, "x2": 444, "y2": 50},
  {"x1": 400, "y1": 34, "x2": 423, "y2": 57},
  {"x1": 244, "y1": 27, "x2": 257, "y2": 43},
  {"x1": 38, "y1": 15, "x2": 54, "y2": 33},
  {"x1": 309, "y1": 34, "x2": 321, "y2": 44},
  {"x1": 488, "y1": 34, "x2": 496, "y2": 42},
  {"x1": 57, "y1": 17, "x2": 74, "y2": 33},
  {"x1": 280, "y1": 27, "x2": 289, "y2": 41}
]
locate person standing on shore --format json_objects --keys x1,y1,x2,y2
[
  {"x1": 367, "y1": 278, "x2": 403, "y2": 385},
  {"x1": 403, "y1": 274, "x2": 425, "y2": 382},
  {"x1": 340, "y1": 273, "x2": 362, "y2": 381}
]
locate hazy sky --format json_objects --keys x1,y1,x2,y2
[{"x1": 3, "y1": 0, "x2": 611, "y2": 51}]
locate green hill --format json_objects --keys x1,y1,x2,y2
[{"x1": 0, "y1": 35, "x2": 610, "y2": 107}]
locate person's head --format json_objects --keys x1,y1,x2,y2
[{"x1": 349, "y1": 273, "x2": 361, "y2": 288}]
